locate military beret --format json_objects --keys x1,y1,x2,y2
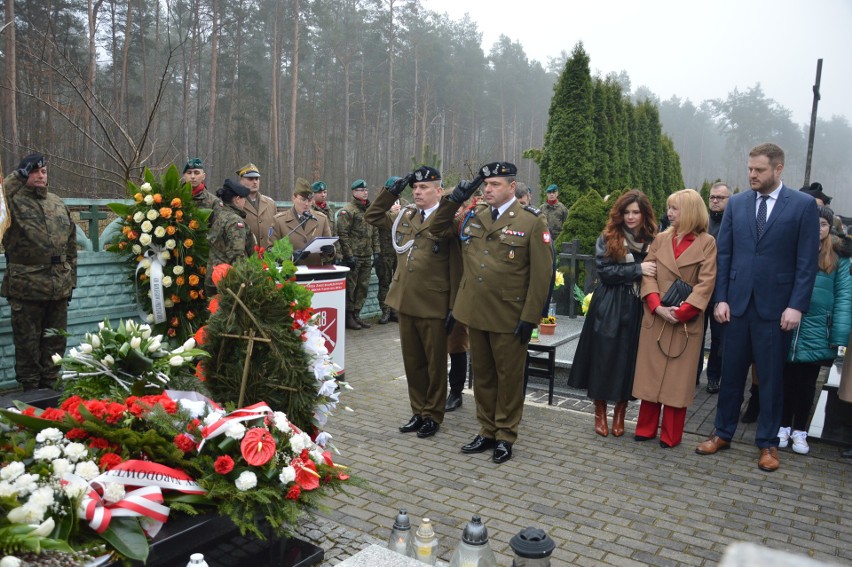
[
  {"x1": 545, "y1": 184, "x2": 559, "y2": 193},
  {"x1": 411, "y1": 166, "x2": 441, "y2": 186},
  {"x1": 216, "y1": 178, "x2": 250, "y2": 200},
  {"x1": 293, "y1": 177, "x2": 312, "y2": 199},
  {"x1": 311, "y1": 181, "x2": 327, "y2": 192},
  {"x1": 384, "y1": 176, "x2": 402, "y2": 188},
  {"x1": 351, "y1": 179, "x2": 368, "y2": 190},
  {"x1": 237, "y1": 163, "x2": 261, "y2": 178},
  {"x1": 479, "y1": 162, "x2": 517, "y2": 179},
  {"x1": 17, "y1": 153, "x2": 46, "y2": 174},
  {"x1": 183, "y1": 157, "x2": 204, "y2": 173}
]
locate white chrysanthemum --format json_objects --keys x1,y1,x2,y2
[
  {"x1": 168, "y1": 355, "x2": 184, "y2": 367},
  {"x1": 132, "y1": 244, "x2": 142, "y2": 255},
  {"x1": 102, "y1": 483, "x2": 126, "y2": 504},
  {"x1": 279, "y1": 466, "x2": 296, "y2": 485},
  {"x1": 139, "y1": 233, "x2": 152, "y2": 246},
  {"x1": 62, "y1": 482, "x2": 86, "y2": 500},
  {"x1": 63, "y1": 443, "x2": 87, "y2": 462},
  {"x1": 50, "y1": 458, "x2": 71, "y2": 478},
  {"x1": 146, "y1": 209, "x2": 159, "y2": 221},
  {"x1": 162, "y1": 276, "x2": 173, "y2": 288},
  {"x1": 165, "y1": 239, "x2": 176, "y2": 250},
  {"x1": 33, "y1": 445, "x2": 62, "y2": 461},
  {"x1": 1, "y1": 462, "x2": 25, "y2": 482},
  {"x1": 154, "y1": 226, "x2": 166, "y2": 238},
  {"x1": 140, "y1": 220, "x2": 153, "y2": 233},
  {"x1": 203, "y1": 412, "x2": 223, "y2": 426},
  {"x1": 143, "y1": 195, "x2": 154, "y2": 205},
  {"x1": 74, "y1": 461, "x2": 100, "y2": 481},
  {"x1": 35, "y1": 428, "x2": 64, "y2": 444},
  {"x1": 12, "y1": 474, "x2": 39, "y2": 496},
  {"x1": 224, "y1": 422, "x2": 246, "y2": 440},
  {"x1": 272, "y1": 412, "x2": 290, "y2": 432},
  {"x1": 289, "y1": 432, "x2": 312, "y2": 454},
  {"x1": 28, "y1": 486, "x2": 55, "y2": 509},
  {"x1": 140, "y1": 182, "x2": 153, "y2": 193},
  {"x1": 177, "y1": 399, "x2": 206, "y2": 418},
  {"x1": 173, "y1": 265, "x2": 185, "y2": 276},
  {"x1": 309, "y1": 448, "x2": 324, "y2": 464},
  {"x1": 235, "y1": 471, "x2": 257, "y2": 491},
  {"x1": 133, "y1": 211, "x2": 145, "y2": 223}
]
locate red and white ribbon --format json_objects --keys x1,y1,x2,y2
[
  {"x1": 93, "y1": 460, "x2": 205, "y2": 495},
  {"x1": 198, "y1": 401, "x2": 273, "y2": 450},
  {"x1": 64, "y1": 474, "x2": 169, "y2": 537}
]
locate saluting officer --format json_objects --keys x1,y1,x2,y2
[
  {"x1": 366, "y1": 166, "x2": 462, "y2": 438},
  {"x1": 270, "y1": 178, "x2": 335, "y2": 266},
  {"x1": 430, "y1": 162, "x2": 554, "y2": 463}
]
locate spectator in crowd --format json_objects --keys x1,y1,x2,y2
[
  {"x1": 270, "y1": 178, "x2": 334, "y2": 266},
  {"x1": 205, "y1": 179, "x2": 256, "y2": 297},
  {"x1": 632, "y1": 189, "x2": 717, "y2": 448},
  {"x1": 778, "y1": 206, "x2": 851, "y2": 455},
  {"x1": 569, "y1": 190, "x2": 657, "y2": 438},
  {"x1": 703, "y1": 182, "x2": 731, "y2": 394},
  {"x1": 840, "y1": 331, "x2": 852, "y2": 458},
  {"x1": 337, "y1": 179, "x2": 380, "y2": 330},
  {"x1": 237, "y1": 163, "x2": 277, "y2": 249}
]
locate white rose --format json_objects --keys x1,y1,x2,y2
[
  {"x1": 36, "y1": 428, "x2": 64, "y2": 444},
  {"x1": 141, "y1": 220, "x2": 153, "y2": 233},
  {"x1": 146, "y1": 209, "x2": 159, "y2": 221},
  {"x1": 234, "y1": 471, "x2": 257, "y2": 491},
  {"x1": 90, "y1": 334, "x2": 101, "y2": 348},
  {"x1": 165, "y1": 239, "x2": 176, "y2": 250},
  {"x1": 154, "y1": 226, "x2": 166, "y2": 238},
  {"x1": 75, "y1": 461, "x2": 100, "y2": 481},
  {"x1": 139, "y1": 234, "x2": 152, "y2": 246},
  {"x1": 80, "y1": 343, "x2": 93, "y2": 354},
  {"x1": 132, "y1": 244, "x2": 142, "y2": 254},
  {"x1": 143, "y1": 195, "x2": 154, "y2": 205},
  {"x1": 1, "y1": 462, "x2": 25, "y2": 481},
  {"x1": 63, "y1": 443, "x2": 87, "y2": 462},
  {"x1": 133, "y1": 211, "x2": 145, "y2": 223},
  {"x1": 162, "y1": 276, "x2": 173, "y2": 288},
  {"x1": 33, "y1": 445, "x2": 62, "y2": 461},
  {"x1": 102, "y1": 354, "x2": 115, "y2": 366},
  {"x1": 279, "y1": 466, "x2": 296, "y2": 485},
  {"x1": 224, "y1": 422, "x2": 246, "y2": 440},
  {"x1": 140, "y1": 258, "x2": 152, "y2": 269},
  {"x1": 130, "y1": 337, "x2": 142, "y2": 349},
  {"x1": 50, "y1": 458, "x2": 71, "y2": 478},
  {"x1": 168, "y1": 355, "x2": 184, "y2": 367},
  {"x1": 164, "y1": 299, "x2": 174, "y2": 308},
  {"x1": 140, "y1": 182, "x2": 153, "y2": 193},
  {"x1": 160, "y1": 251, "x2": 171, "y2": 263},
  {"x1": 173, "y1": 265, "x2": 185, "y2": 275}
]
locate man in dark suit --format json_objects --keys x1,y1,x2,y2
[{"x1": 695, "y1": 143, "x2": 819, "y2": 472}]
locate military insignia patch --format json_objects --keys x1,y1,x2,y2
[{"x1": 543, "y1": 232, "x2": 551, "y2": 244}]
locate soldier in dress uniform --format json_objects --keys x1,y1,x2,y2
[
  {"x1": 541, "y1": 184, "x2": 568, "y2": 239},
  {"x1": 183, "y1": 158, "x2": 222, "y2": 225},
  {"x1": 375, "y1": 177, "x2": 405, "y2": 324},
  {"x1": 204, "y1": 179, "x2": 256, "y2": 297},
  {"x1": 270, "y1": 178, "x2": 334, "y2": 267},
  {"x1": 431, "y1": 162, "x2": 554, "y2": 463},
  {"x1": 237, "y1": 163, "x2": 277, "y2": 249},
  {"x1": 1, "y1": 153, "x2": 77, "y2": 390},
  {"x1": 337, "y1": 179, "x2": 380, "y2": 330},
  {"x1": 366, "y1": 166, "x2": 462, "y2": 438}
]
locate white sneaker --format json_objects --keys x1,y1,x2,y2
[
  {"x1": 791, "y1": 430, "x2": 810, "y2": 454},
  {"x1": 777, "y1": 427, "x2": 791, "y2": 448}
]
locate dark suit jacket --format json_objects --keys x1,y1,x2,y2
[{"x1": 714, "y1": 184, "x2": 819, "y2": 320}]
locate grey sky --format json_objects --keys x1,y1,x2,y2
[{"x1": 425, "y1": 0, "x2": 852, "y2": 125}]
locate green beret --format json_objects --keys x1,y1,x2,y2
[
  {"x1": 351, "y1": 179, "x2": 367, "y2": 190},
  {"x1": 183, "y1": 157, "x2": 204, "y2": 173},
  {"x1": 311, "y1": 181, "x2": 327, "y2": 192},
  {"x1": 546, "y1": 184, "x2": 559, "y2": 193}
]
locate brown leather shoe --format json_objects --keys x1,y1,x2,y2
[
  {"x1": 594, "y1": 400, "x2": 608, "y2": 437},
  {"x1": 695, "y1": 435, "x2": 730, "y2": 455},
  {"x1": 758, "y1": 447, "x2": 779, "y2": 472},
  {"x1": 612, "y1": 401, "x2": 627, "y2": 437}
]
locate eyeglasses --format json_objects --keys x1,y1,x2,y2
[{"x1": 709, "y1": 196, "x2": 729, "y2": 201}]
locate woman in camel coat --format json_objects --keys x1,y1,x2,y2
[{"x1": 632, "y1": 189, "x2": 717, "y2": 448}]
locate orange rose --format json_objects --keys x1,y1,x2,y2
[
  {"x1": 118, "y1": 242, "x2": 127, "y2": 250},
  {"x1": 153, "y1": 194, "x2": 163, "y2": 204},
  {"x1": 189, "y1": 220, "x2": 200, "y2": 230},
  {"x1": 171, "y1": 198, "x2": 182, "y2": 208},
  {"x1": 170, "y1": 316, "x2": 180, "y2": 327},
  {"x1": 184, "y1": 238, "x2": 194, "y2": 248},
  {"x1": 139, "y1": 274, "x2": 148, "y2": 281},
  {"x1": 199, "y1": 266, "x2": 207, "y2": 275},
  {"x1": 186, "y1": 310, "x2": 195, "y2": 320},
  {"x1": 122, "y1": 226, "x2": 131, "y2": 235},
  {"x1": 185, "y1": 256, "x2": 194, "y2": 266},
  {"x1": 188, "y1": 274, "x2": 200, "y2": 286},
  {"x1": 134, "y1": 193, "x2": 143, "y2": 202},
  {"x1": 136, "y1": 255, "x2": 144, "y2": 262},
  {"x1": 166, "y1": 225, "x2": 177, "y2": 235},
  {"x1": 189, "y1": 290, "x2": 199, "y2": 300},
  {"x1": 128, "y1": 231, "x2": 139, "y2": 240},
  {"x1": 176, "y1": 276, "x2": 185, "y2": 286},
  {"x1": 167, "y1": 328, "x2": 177, "y2": 337},
  {"x1": 175, "y1": 210, "x2": 184, "y2": 221},
  {"x1": 125, "y1": 215, "x2": 133, "y2": 222},
  {"x1": 170, "y1": 294, "x2": 181, "y2": 303},
  {"x1": 159, "y1": 207, "x2": 172, "y2": 219}
]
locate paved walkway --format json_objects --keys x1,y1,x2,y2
[{"x1": 311, "y1": 320, "x2": 851, "y2": 566}]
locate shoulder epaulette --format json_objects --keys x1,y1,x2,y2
[{"x1": 523, "y1": 205, "x2": 542, "y2": 216}]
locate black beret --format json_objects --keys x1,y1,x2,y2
[
  {"x1": 18, "y1": 153, "x2": 46, "y2": 172},
  {"x1": 479, "y1": 162, "x2": 517, "y2": 179},
  {"x1": 217, "y1": 178, "x2": 250, "y2": 200},
  {"x1": 411, "y1": 166, "x2": 441, "y2": 186}
]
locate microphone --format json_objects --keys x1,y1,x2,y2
[{"x1": 285, "y1": 211, "x2": 314, "y2": 238}]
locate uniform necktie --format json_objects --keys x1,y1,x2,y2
[
  {"x1": 756, "y1": 195, "x2": 768, "y2": 238},
  {"x1": 420, "y1": 210, "x2": 426, "y2": 224},
  {"x1": 491, "y1": 208, "x2": 499, "y2": 222}
]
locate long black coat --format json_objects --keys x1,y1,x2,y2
[{"x1": 568, "y1": 235, "x2": 648, "y2": 401}]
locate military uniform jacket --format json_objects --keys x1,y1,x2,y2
[
  {"x1": 312, "y1": 202, "x2": 338, "y2": 234},
  {"x1": 431, "y1": 197, "x2": 554, "y2": 332},
  {"x1": 542, "y1": 201, "x2": 569, "y2": 236},
  {"x1": 192, "y1": 186, "x2": 223, "y2": 226},
  {"x1": 207, "y1": 203, "x2": 255, "y2": 272},
  {"x1": 270, "y1": 207, "x2": 333, "y2": 266},
  {"x1": 336, "y1": 199, "x2": 379, "y2": 258},
  {"x1": 243, "y1": 193, "x2": 278, "y2": 249},
  {"x1": 365, "y1": 190, "x2": 461, "y2": 319},
  {"x1": 1, "y1": 175, "x2": 77, "y2": 301}
]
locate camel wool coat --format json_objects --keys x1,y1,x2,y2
[{"x1": 632, "y1": 230, "x2": 717, "y2": 408}]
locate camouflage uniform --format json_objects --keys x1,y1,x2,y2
[
  {"x1": 1, "y1": 172, "x2": 77, "y2": 390},
  {"x1": 204, "y1": 202, "x2": 255, "y2": 297},
  {"x1": 192, "y1": 185, "x2": 223, "y2": 227},
  {"x1": 312, "y1": 201, "x2": 340, "y2": 261},
  {"x1": 336, "y1": 198, "x2": 379, "y2": 316},
  {"x1": 541, "y1": 200, "x2": 569, "y2": 239}
]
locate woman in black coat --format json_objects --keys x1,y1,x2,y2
[{"x1": 568, "y1": 190, "x2": 657, "y2": 437}]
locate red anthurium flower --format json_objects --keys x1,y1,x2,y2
[
  {"x1": 240, "y1": 428, "x2": 276, "y2": 466},
  {"x1": 292, "y1": 453, "x2": 320, "y2": 491}
]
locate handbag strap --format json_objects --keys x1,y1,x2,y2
[{"x1": 657, "y1": 321, "x2": 689, "y2": 358}]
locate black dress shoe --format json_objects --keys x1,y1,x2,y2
[
  {"x1": 461, "y1": 435, "x2": 496, "y2": 453},
  {"x1": 445, "y1": 392, "x2": 463, "y2": 411},
  {"x1": 389, "y1": 310, "x2": 399, "y2": 322},
  {"x1": 399, "y1": 415, "x2": 424, "y2": 433},
  {"x1": 634, "y1": 435, "x2": 655, "y2": 442},
  {"x1": 492, "y1": 440, "x2": 513, "y2": 464},
  {"x1": 659, "y1": 440, "x2": 672, "y2": 449},
  {"x1": 416, "y1": 418, "x2": 439, "y2": 438},
  {"x1": 706, "y1": 379, "x2": 720, "y2": 394}
]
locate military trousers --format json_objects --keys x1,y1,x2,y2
[
  {"x1": 468, "y1": 327, "x2": 528, "y2": 443},
  {"x1": 375, "y1": 255, "x2": 396, "y2": 309},
  {"x1": 10, "y1": 298, "x2": 69, "y2": 389},
  {"x1": 398, "y1": 313, "x2": 448, "y2": 423},
  {"x1": 345, "y1": 255, "x2": 373, "y2": 312}
]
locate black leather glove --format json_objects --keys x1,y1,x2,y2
[
  {"x1": 343, "y1": 256, "x2": 357, "y2": 269},
  {"x1": 445, "y1": 311, "x2": 456, "y2": 334},
  {"x1": 449, "y1": 175, "x2": 484, "y2": 203},
  {"x1": 293, "y1": 249, "x2": 311, "y2": 263},
  {"x1": 320, "y1": 245, "x2": 336, "y2": 257},
  {"x1": 513, "y1": 320, "x2": 536, "y2": 344},
  {"x1": 388, "y1": 173, "x2": 415, "y2": 196}
]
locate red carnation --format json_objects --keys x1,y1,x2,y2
[
  {"x1": 40, "y1": 408, "x2": 67, "y2": 421},
  {"x1": 214, "y1": 455, "x2": 234, "y2": 475},
  {"x1": 21, "y1": 407, "x2": 36, "y2": 417},
  {"x1": 83, "y1": 400, "x2": 107, "y2": 419},
  {"x1": 88, "y1": 437, "x2": 110, "y2": 450},
  {"x1": 104, "y1": 402, "x2": 127, "y2": 424},
  {"x1": 174, "y1": 433, "x2": 197, "y2": 453},
  {"x1": 66, "y1": 428, "x2": 89, "y2": 441},
  {"x1": 60, "y1": 396, "x2": 85, "y2": 412},
  {"x1": 286, "y1": 485, "x2": 301, "y2": 500},
  {"x1": 99, "y1": 453, "x2": 123, "y2": 470}
]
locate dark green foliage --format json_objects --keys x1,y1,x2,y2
[
  {"x1": 699, "y1": 180, "x2": 712, "y2": 203},
  {"x1": 557, "y1": 190, "x2": 607, "y2": 254}
]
